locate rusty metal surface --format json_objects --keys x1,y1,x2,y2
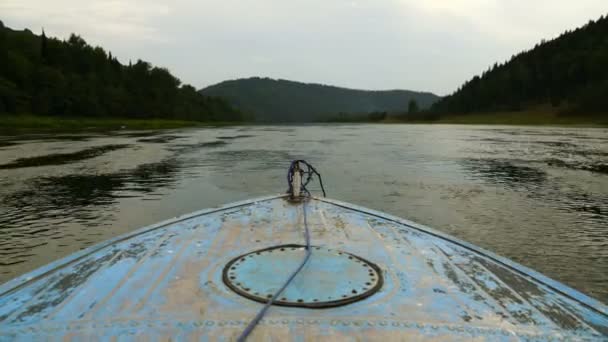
[{"x1": 0, "y1": 195, "x2": 607, "y2": 341}]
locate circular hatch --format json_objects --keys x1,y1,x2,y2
[{"x1": 222, "y1": 244, "x2": 383, "y2": 308}]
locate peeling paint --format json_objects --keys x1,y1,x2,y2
[{"x1": 0, "y1": 196, "x2": 606, "y2": 340}]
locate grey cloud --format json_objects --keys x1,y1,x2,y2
[{"x1": 1, "y1": 0, "x2": 606, "y2": 95}]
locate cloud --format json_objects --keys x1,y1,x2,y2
[
  {"x1": 1, "y1": 0, "x2": 606, "y2": 94},
  {"x1": 0, "y1": 0, "x2": 170, "y2": 42}
]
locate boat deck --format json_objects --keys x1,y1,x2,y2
[{"x1": 0, "y1": 195, "x2": 606, "y2": 340}]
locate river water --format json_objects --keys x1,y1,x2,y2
[{"x1": 0, "y1": 124, "x2": 607, "y2": 302}]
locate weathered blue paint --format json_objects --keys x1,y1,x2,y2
[
  {"x1": 224, "y1": 245, "x2": 382, "y2": 307},
  {"x1": 0, "y1": 195, "x2": 606, "y2": 340}
]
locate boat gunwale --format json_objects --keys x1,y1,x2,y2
[
  {"x1": 315, "y1": 196, "x2": 608, "y2": 316},
  {"x1": 1, "y1": 194, "x2": 606, "y2": 318}
]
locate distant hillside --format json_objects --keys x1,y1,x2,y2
[
  {"x1": 431, "y1": 14, "x2": 608, "y2": 119},
  {"x1": 200, "y1": 77, "x2": 439, "y2": 122},
  {"x1": 0, "y1": 21, "x2": 242, "y2": 122}
]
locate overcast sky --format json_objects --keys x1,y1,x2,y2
[{"x1": 2, "y1": 1, "x2": 606, "y2": 95}]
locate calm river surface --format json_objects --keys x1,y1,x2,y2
[{"x1": 0, "y1": 124, "x2": 607, "y2": 302}]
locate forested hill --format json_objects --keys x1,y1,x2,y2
[
  {"x1": 200, "y1": 77, "x2": 439, "y2": 122},
  {"x1": 0, "y1": 21, "x2": 242, "y2": 122},
  {"x1": 431, "y1": 15, "x2": 608, "y2": 118}
]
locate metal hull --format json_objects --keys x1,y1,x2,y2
[{"x1": 0, "y1": 195, "x2": 606, "y2": 340}]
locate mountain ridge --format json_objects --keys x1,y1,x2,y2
[{"x1": 200, "y1": 77, "x2": 440, "y2": 122}]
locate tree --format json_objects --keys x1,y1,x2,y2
[
  {"x1": 429, "y1": 13, "x2": 608, "y2": 118},
  {"x1": 40, "y1": 29, "x2": 48, "y2": 61},
  {"x1": 408, "y1": 99, "x2": 419, "y2": 114},
  {"x1": 0, "y1": 23, "x2": 242, "y2": 121}
]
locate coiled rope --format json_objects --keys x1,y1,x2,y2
[
  {"x1": 286, "y1": 159, "x2": 326, "y2": 198},
  {"x1": 237, "y1": 160, "x2": 326, "y2": 341}
]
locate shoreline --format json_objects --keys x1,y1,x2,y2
[
  {"x1": 1, "y1": 114, "x2": 606, "y2": 132},
  {"x1": 386, "y1": 109, "x2": 607, "y2": 127},
  {"x1": 0, "y1": 115, "x2": 243, "y2": 132}
]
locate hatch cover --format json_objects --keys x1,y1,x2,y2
[{"x1": 222, "y1": 244, "x2": 383, "y2": 308}]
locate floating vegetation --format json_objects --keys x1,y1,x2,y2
[
  {"x1": 0, "y1": 144, "x2": 131, "y2": 169},
  {"x1": 113, "y1": 131, "x2": 161, "y2": 138},
  {"x1": 0, "y1": 141, "x2": 17, "y2": 148},
  {"x1": 137, "y1": 135, "x2": 183, "y2": 143},
  {"x1": 460, "y1": 158, "x2": 547, "y2": 189},
  {"x1": 217, "y1": 135, "x2": 255, "y2": 140},
  {"x1": 169, "y1": 140, "x2": 228, "y2": 152},
  {"x1": 545, "y1": 159, "x2": 608, "y2": 175}
]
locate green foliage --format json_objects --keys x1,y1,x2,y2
[
  {"x1": 0, "y1": 115, "x2": 211, "y2": 131},
  {"x1": 431, "y1": 14, "x2": 608, "y2": 118},
  {"x1": 368, "y1": 111, "x2": 388, "y2": 121},
  {"x1": 200, "y1": 77, "x2": 439, "y2": 122},
  {"x1": 407, "y1": 99, "x2": 419, "y2": 114},
  {"x1": 0, "y1": 25, "x2": 242, "y2": 122}
]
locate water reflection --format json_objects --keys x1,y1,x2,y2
[
  {"x1": 0, "y1": 125, "x2": 606, "y2": 302},
  {"x1": 170, "y1": 140, "x2": 228, "y2": 150},
  {"x1": 3, "y1": 159, "x2": 181, "y2": 211},
  {"x1": 217, "y1": 135, "x2": 255, "y2": 140},
  {"x1": 137, "y1": 135, "x2": 183, "y2": 143},
  {"x1": 461, "y1": 159, "x2": 547, "y2": 189},
  {"x1": 0, "y1": 144, "x2": 130, "y2": 169},
  {"x1": 461, "y1": 157, "x2": 607, "y2": 219},
  {"x1": 0, "y1": 157, "x2": 182, "y2": 269}
]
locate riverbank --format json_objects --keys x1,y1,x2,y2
[
  {"x1": 0, "y1": 115, "x2": 240, "y2": 132},
  {"x1": 389, "y1": 108, "x2": 607, "y2": 126}
]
